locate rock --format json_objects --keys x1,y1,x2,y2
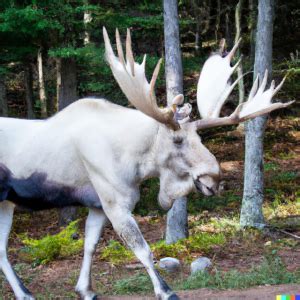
[
  {"x1": 191, "y1": 257, "x2": 212, "y2": 275},
  {"x1": 159, "y1": 257, "x2": 181, "y2": 272}
]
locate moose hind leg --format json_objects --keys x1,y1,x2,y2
[
  {"x1": 105, "y1": 206, "x2": 179, "y2": 300},
  {"x1": 75, "y1": 208, "x2": 108, "y2": 300},
  {"x1": 0, "y1": 201, "x2": 34, "y2": 299}
]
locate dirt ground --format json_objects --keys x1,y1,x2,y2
[{"x1": 103, "y1": 284, "x2": 300, "y2": 300}]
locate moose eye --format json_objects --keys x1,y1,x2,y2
[{"x1": 173, "y1": 137, "x2": 184, "y2": 145}]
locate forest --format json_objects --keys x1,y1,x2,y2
[{"x1": 0, "y1": 0, "x2": 299, "y2": 299}]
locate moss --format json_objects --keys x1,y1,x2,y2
[
  {"x1": 20, "y1": 220, "x2": 83, "y2": 265},
  {"x1": 100, "y1": 232, "x2": 225, "y2": 266},
  {"x1": 100, "y1": 240, "x2": 134, "y2": 265}
]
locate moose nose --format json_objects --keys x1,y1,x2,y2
[{"x1": 194, "y1": 176, "x2": 219, "y2": 196}]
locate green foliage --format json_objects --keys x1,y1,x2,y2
[
  {"x1": 100, "y1": 240, "x2": 134, "y2": 265},
  {"x1": 112, "y1": 272, "x2": 153, "y2": 295},
  {"x1": 100, "y1": 232, "x2": 225, "y2": 266},
  {"x1": 187, "y1": 190, "x2": 241, "y2": 213},
  {"x1": 20, "y1": 221, "x2": 83, "y2": 266},
  {"x1": 180, "y1": 256, "x2": 300, "y2": 290}
]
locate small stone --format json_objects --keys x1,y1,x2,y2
[
  {"x1": 71, "y1": 233, "x2": 79, "y2": 240},
  {"x1": 159, "y1": 257, "x2": 181, "y2": 272},
  {"x1": 191, "y1": 257, "x2": 212, "y2": 275}
]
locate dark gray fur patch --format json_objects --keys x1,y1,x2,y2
[
  {"x1": 154, "y1": 269, "x2": 172, "y2": 293},
  {"x1": 0, "y1": 164, "x2": 102, "y2": 211}
]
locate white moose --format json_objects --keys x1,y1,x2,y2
[{"x1": 0, "y1": 28, "x2": 292, "y2": 300}]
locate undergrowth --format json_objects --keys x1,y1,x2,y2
[
  {"x1": 20, "y1": 221, "x2": 83, "y2": 266},
  {"x1": 180, "y1": 255, "x2": 300, "y2": 290},
  {"x1": 100, "y1": 232, "x2": 225, "y2": 265},
  {"x1": 111, "y1": 255, "x2": 300, "y2": 295}
]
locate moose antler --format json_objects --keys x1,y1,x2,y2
[
  {"x1": 103, "y1": 27, "x2": 182, "y2": 130},
  {"x1": 187, "y1": 38, "x2": 294, "y2": 131},
  {"x1": 186, "y1": 70, "x2": 294, "y2": 131}
]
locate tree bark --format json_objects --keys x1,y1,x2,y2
[
  {"x1": 37, "y1": 47, "x2": 47, "y2": 118},
  {"x1": 163, "y1": 0, "x2": 188, "y2": 244},
  {"x1": 0, "y1": 76, "x2": 8, "y2": 117},
  {"x1": 83, "y1": 7, "x2": 92, "y2": 45},
  {"x1": 24, "y1": 63, "x2": 35, "y2": 119},
  {"x1": 248, "y1": 0, "x2": 256, "y2": 65},
  {"x1": 240, "y1": 0, "x2": 274, "y2": 228},
  {"x1": 57, "y1": 57, "x2": 78, "y2": 226},
  {"x1": 57, "y1": 57, "x2": 77, "y2": 110},
  {"x1": 235, "y1": 0, "x2": 245, "y2": 105},
  {"x1": 215, "y1": 0, "x2": 221, "y2": 42}
]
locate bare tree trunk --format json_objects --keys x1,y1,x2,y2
[
  {"x1": 163, "y1": 0, "x2": 188, "y2": 244},
  {"x1": 37, "y1": 47, "x2": 47, "y2": 118},
  {"x1": 83, "y1": 7, "x2": 92, "y2": 45},
  {"x1": 24, "y1": 64, "x2": 35, "y2": 119},
  {"x1": 240, "y1": 0, "x2": 274, "y2": 228},
  {"x1": 235, "y1": 0, "x2": 245, "y2": 105},
  {"x1": 57, "y1": 57, "x2": 77, "y2": 110},
  {"x1": 215, "y1": 0, "x2": 221, "y2": 42},
  {"x1": 57, "y1": 57, "x2": 78, "y2": 226},
  {"x1": 225, "y1": 6, "x2": 233, "y2": 47},
  {"x1": 0, "y1": 76, "x2": 8, "y2": 117},
  {"x1": 248, "y1": 0, "x2": 256, "y2": 65}
]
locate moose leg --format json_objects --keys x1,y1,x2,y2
[
  {"x1": 75, "y1": 208, "x2": 108, "y2": 300},
  {"x1": 104, "y1": 206, "x2": 179, "y2": 300},
  {"x1": 0, "y1": 201, "x2": 34, "y2": 299}
]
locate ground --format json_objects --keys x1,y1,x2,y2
[{"x1": 0, "y1": 115, "x2": 299, "y2": 299}]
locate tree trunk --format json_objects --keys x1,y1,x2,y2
[
  {"x1": 57, "y1": 57, "x2": 77, "y2": 110},
  {"x1": 240, "y1": 0, "x2": 274, "y2": 228},
  {"x1": 84, "y1": 8, "x2": 92, "y2": 45},
  {"x1": 248, "y1": 0, "x2": 256, "y2": 65},
  {"x1": 57, "y1": 57, "x2": 78, "y2": 226},
  {"x1": 0, "y1": 76, "x2": 8, "y2": 117},
  {"x1": 215, "y1": 0, "x2": 221, "y2": 42},
  {"x1": 163, "y1": 0, "x2": 188, "y2": 244},
  {"x1": 235, "y1": 0, "x2": 245, "y2": 105},
  {"x1": 24, "y1": 63, "x2": 35, "y2": 119},
  {"x1": 37, "y1": 47, "x2": 47, "y2": 118}
]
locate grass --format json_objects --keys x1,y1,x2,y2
[
  {"x1": 110, "y1": 255, "x2": 300, "y2": 295},
  {"x1": 20, "y1": 220, "x2": 83, "y2": 266},
  {"x1": 180, "y1": 255, "x2": 300, "y2": 290}
]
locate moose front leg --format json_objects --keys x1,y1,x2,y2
[
  {"x1": 75, "y1": 208, "x2": 108, "y2": 300},
  {"x1": 103, "y1": 205, "x2": 179, "y2": 300}
]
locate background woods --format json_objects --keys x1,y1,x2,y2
[{"x1": 0, "y1": 0, "x2": 299, "y2": 298}]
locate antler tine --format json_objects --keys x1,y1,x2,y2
[
  {"x1": 126, "y1": 28, "x2": 135, "y2": 76},
  {"x1": 258, "y1": 69, "x2": 268, "y2": 93},
  {"x1": 150, "y1": 58, "x2": 162, "y2": 92},
  {"x1": 116, "y1": 28, "x2": 125, "y2": 66},
  {"x1": 103, "y1": 27, "x2": 115, "y2": 60},
  {"x1": 273, "y1": 75, "x2": 287, "y2": 96},
  {"x1": 248, "y1": 74, "x2": 259, "y2": 101},
  {"x1": 227, "y1": 37, "x2": 241, "y2": 60},
  {"x1": 231, "y1": 55, "x2": 243, "y2": 72}
]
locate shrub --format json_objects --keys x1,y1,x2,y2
[{"x1": 21, "y1": 221, "x2": 83, "y2": 265}]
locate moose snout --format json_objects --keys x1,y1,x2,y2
[{"x1": 194, "y1": 175, "x2": 220, "y2": 196}]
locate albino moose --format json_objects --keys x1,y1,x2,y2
[{"x1": 0, "y1": 28, "x2": 292, "y2": 300}]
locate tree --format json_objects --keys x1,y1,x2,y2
[
  {"x1": 240, "y1": 0, "x2": 275, "y2": 228},
  {"x1": 163, "y1": 0, "x2": 188, "y2": 244},
  {"x1": 0, "y1": 69, "x2": 8, "y2": 117}
]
